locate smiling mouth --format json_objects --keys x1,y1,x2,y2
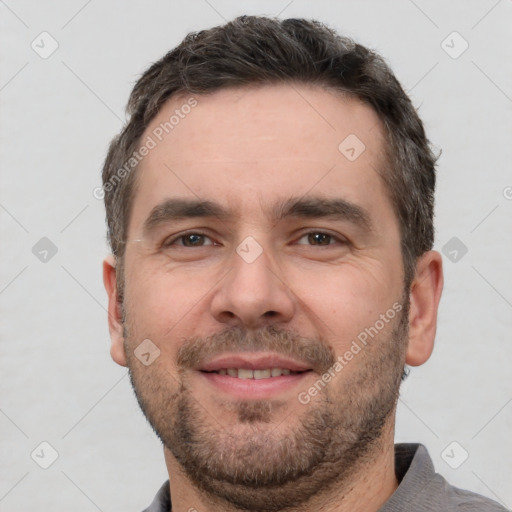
[{"x1": 201, "y1": 368, "x2": 312, "y2": 379}]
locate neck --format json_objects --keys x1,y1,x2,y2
[{"x1": 164, "y1": 424, "x2": 398, "y2": 512}]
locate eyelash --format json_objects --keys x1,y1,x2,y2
[{"x1": 162, "y1": 230, "x2": 348, "y2": 248}]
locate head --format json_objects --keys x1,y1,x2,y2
[{"x1": 102, "y1": 16, "x2": 443, "y2": 511}]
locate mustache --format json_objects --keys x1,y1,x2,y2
[{"x1": 176, "y1": 325, "x2": 336, "y2": 374}]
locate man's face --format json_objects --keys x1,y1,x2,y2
[{"x1": 118, "y1": 84, "x2": 408, "y2": 509}]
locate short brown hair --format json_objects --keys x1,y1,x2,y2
[{"x1": 102, "y1": 15, "x2": 438, "y2": 300}]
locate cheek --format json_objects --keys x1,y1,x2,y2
[
  {"x1": 122, "y1": 264, "x2": 212, "y2": 355},
  {"x1": 284, "y1": 262, "x2": 401, "y2": 343}
]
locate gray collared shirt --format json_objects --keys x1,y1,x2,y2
[{"x1": 142, "y1": 443, "x2": 508, "y2": 511}]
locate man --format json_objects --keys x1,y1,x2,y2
[{"x1": 101, "y1": 15, "x2": 506, "y2": 512}]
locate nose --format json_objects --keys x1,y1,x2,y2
[{"x1": 210, "y1": 242, "x2": 295, "y2": 329}]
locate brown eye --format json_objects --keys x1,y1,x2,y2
[
  {"x1": 181, "y1": 234, "x2": 206, "y2": 247},
  {"x1": 307, "y1": 233, "x2": 332, "y2": 245},
  {"x1": 296, "y1": 232, "x2": 337, "y2": 246},
  {"x1": 164, "y1": 232, "x2": 214, "y2": 248}
]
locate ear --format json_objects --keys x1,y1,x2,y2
[
  {"x1": 102, "y1": 254, "x2": 127, "y2": 367},
  {"x1": 405, "y1": 250, "x2": 444, "y2": 366}
]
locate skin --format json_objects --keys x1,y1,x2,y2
[{"x1": 103, "y1": 83, "x2": 443, "y2": 512}]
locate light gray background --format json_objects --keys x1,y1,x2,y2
[{"x1": 1, "y1": 0, "x2": 511, "y2": 510}]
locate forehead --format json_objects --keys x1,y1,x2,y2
[
  {"x1": 130, "y1": 83, "x2": 393, "y2": 231},
  {"x1": 145, "y1": 84, "x2": 384, "y2": 161}
]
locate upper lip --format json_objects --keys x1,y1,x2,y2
[{"x1": 198, "y1": 353, "x2": 312, "y2": 372}]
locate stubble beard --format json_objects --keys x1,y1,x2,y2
[{"x1": 124, "y1": 302, "x2": 408, "y2": 511}]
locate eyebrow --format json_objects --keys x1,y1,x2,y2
[
  {"x1": 142, "y1": 196, "x2": 374, "y2": 236},
  {"x1": 142, "y1": 199, "x2": 230, "y2": 235},
  {"x1": 272, "y1": 196, "x2": 373, "y2": 232}
]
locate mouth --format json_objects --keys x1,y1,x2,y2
[
  {"x1": 202, "y1": 367, "x2": 308, "y2": 379},
  {"x1": 196, "y1": 353, "x2": 314, "y2": 400}
]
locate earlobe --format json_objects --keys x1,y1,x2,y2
[
  {"x1": 102, "y1": 255, "x2": 127, "y2": 367},
  {"x1": 405, "y1": 251, "x2": 444, "y2": 367}
]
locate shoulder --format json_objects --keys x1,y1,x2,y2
[
  {"x1": 388, "y1": 444, "x2": 509, "y2": 512},
  {"x1": 432, "y1": 475, "x2": 509, "y2": 511}
]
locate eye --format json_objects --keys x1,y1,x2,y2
[
  {"x1": 296, "y1": 232, "x2": 342, "y2": 246},
  {"x1": 164, "y1": 232, "x2": 215, "y2": 248}
]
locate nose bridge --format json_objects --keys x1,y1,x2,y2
[
  {"x1": 230, "y1": 235, "x2": 279, "y2": 301},
  {"x1": 211, "y1": 235, "x2": 294, "y2": 327},
  {"x1": 233, "y1": 237, "x2": 275, "y2": 290}
]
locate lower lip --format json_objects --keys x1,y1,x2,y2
[{"x1": 198, "y1": 371, "x2": 313, "y2": 400}]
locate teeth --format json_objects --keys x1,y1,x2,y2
[
  {"x1": 214, "y1": 368, "x2": 300, "y2": 379},
  {"x1": 254, "y1": 369, "x2": 271, "y2": 379}
]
